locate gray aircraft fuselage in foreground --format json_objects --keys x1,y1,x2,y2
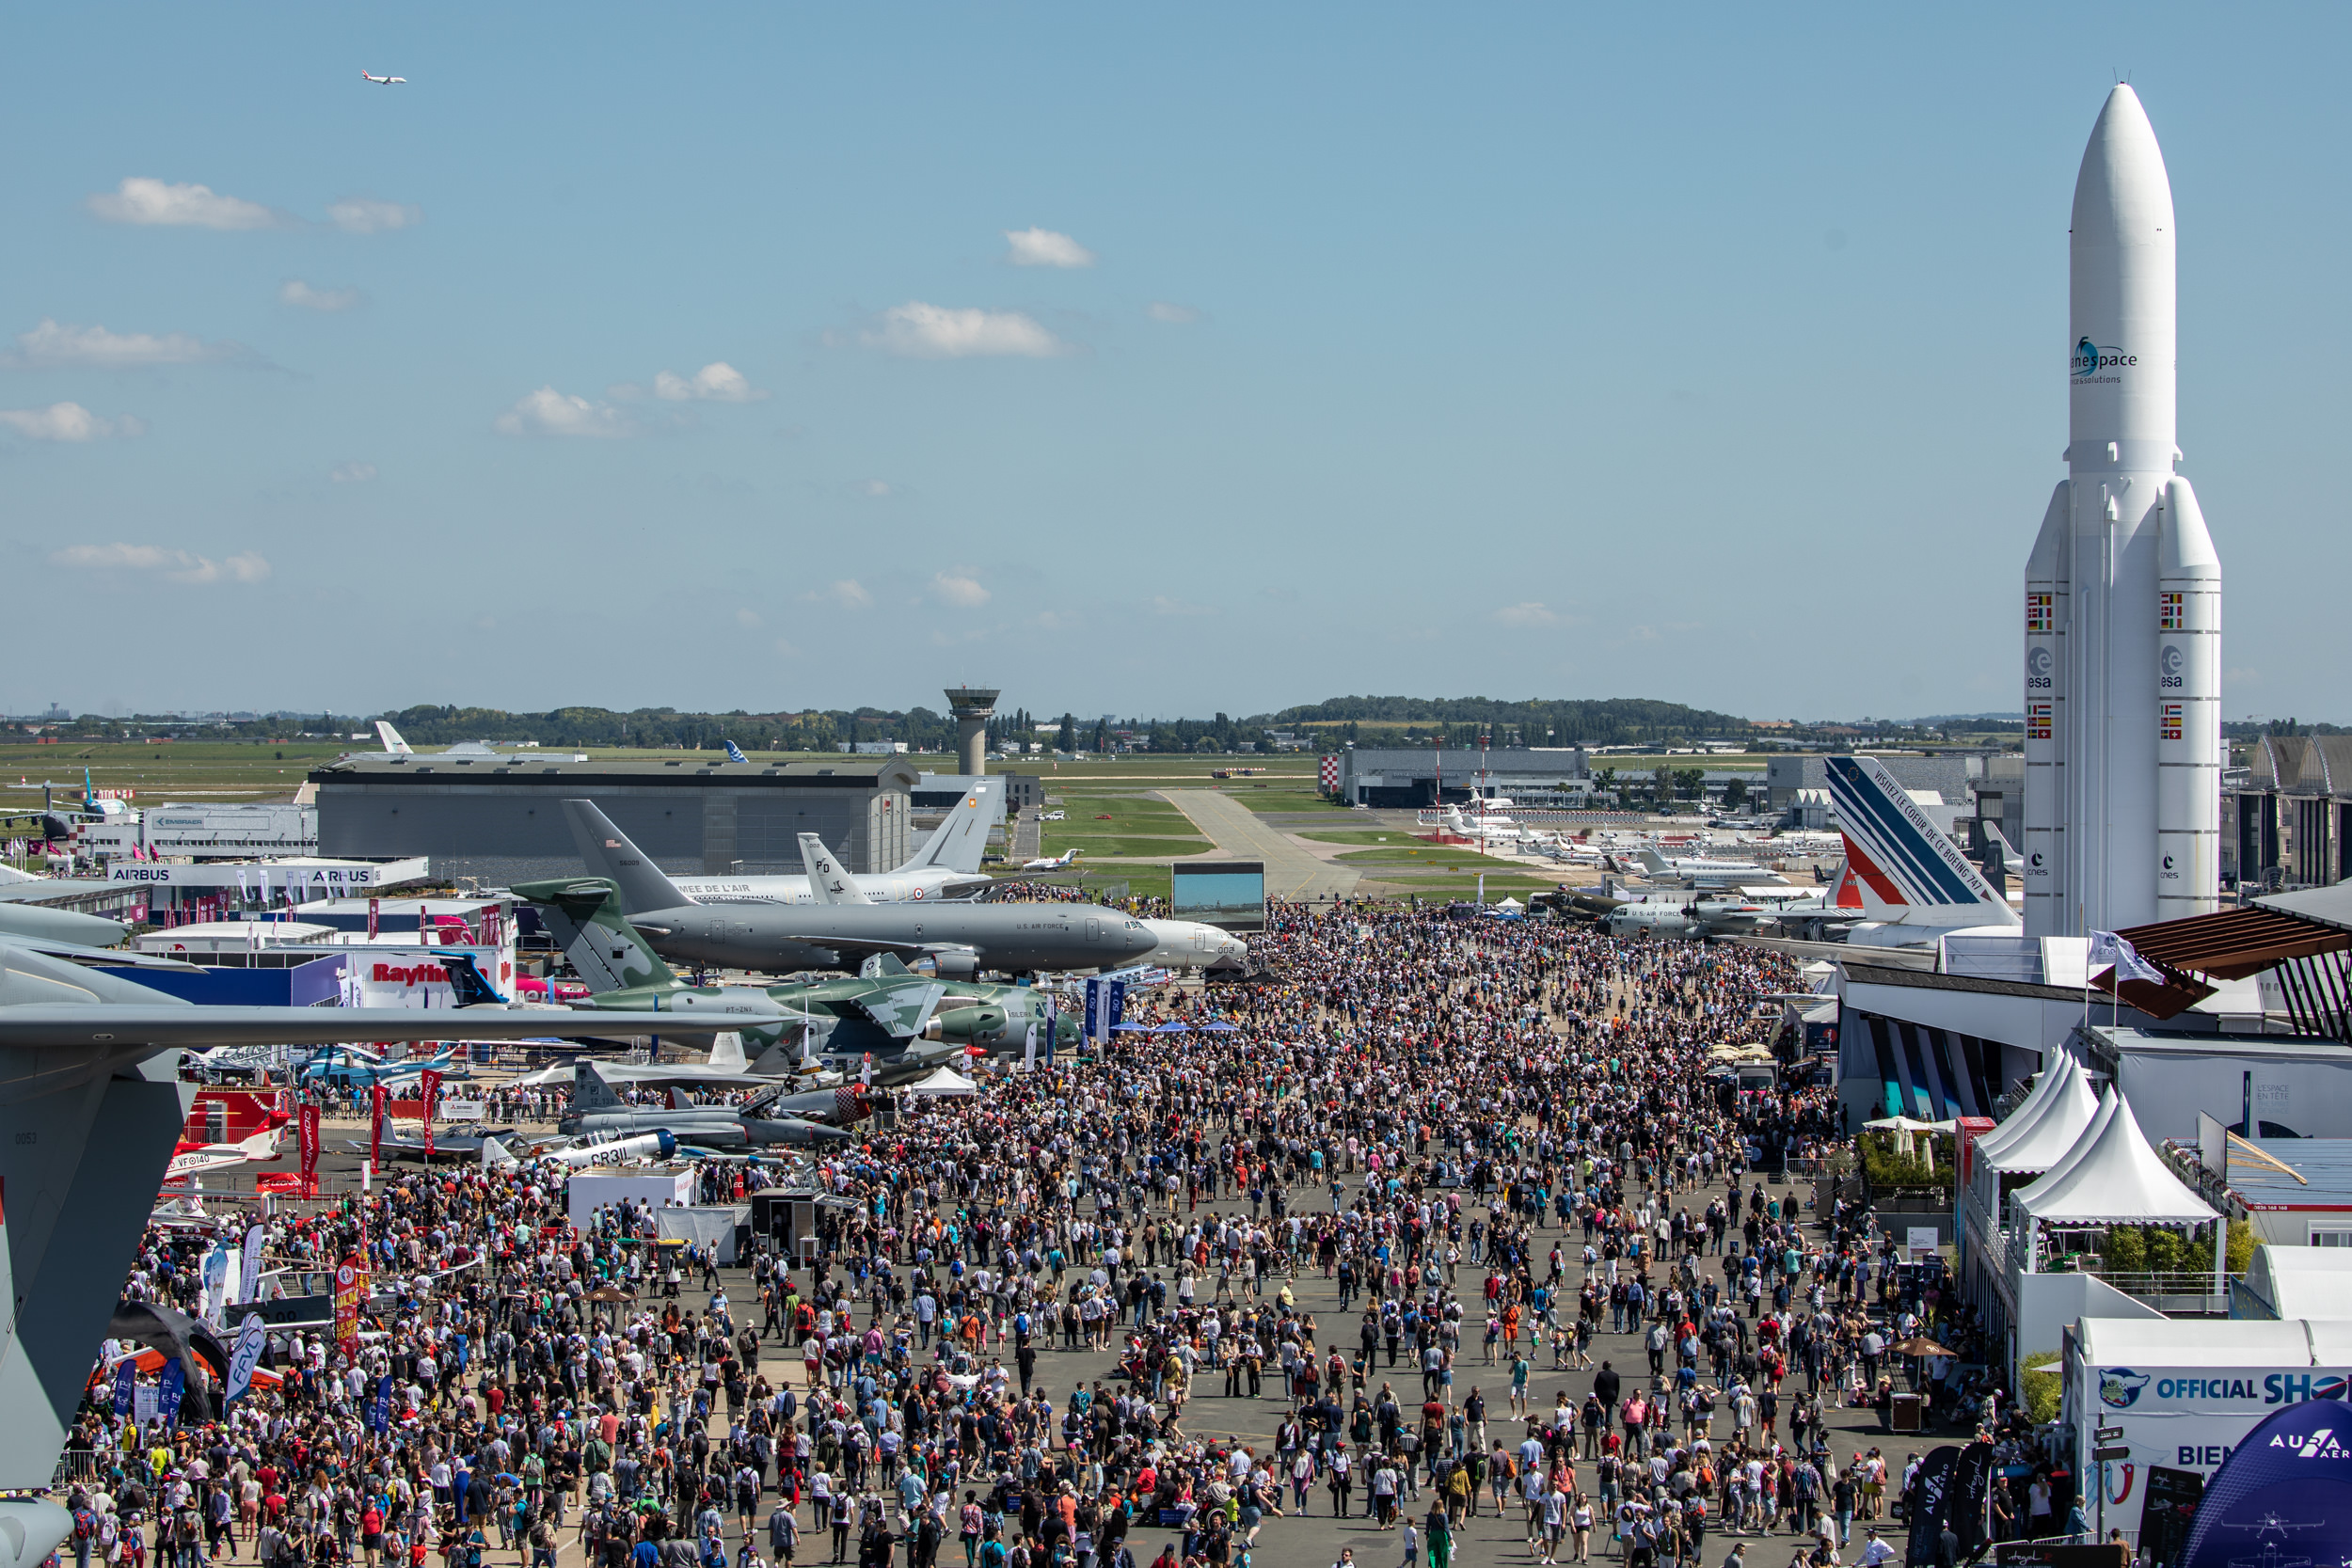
[
  {"x1": 629, "y1": 897, "x2": 1156, "y2": 977},
  {"x1": 568, "y1": 801, "x2": 1156, "y2": 976}
]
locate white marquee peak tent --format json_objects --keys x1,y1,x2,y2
[
  {"x1": 2014, "y1": 1085, "x2": 2216, "y2": 1228},
  {"x1": 905, "y1": 1066, "x2": 978, "y2": 1097}
]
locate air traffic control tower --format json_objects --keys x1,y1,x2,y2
[{"x1": 945, "y1": 687, "x2": 999, "y2": 775}]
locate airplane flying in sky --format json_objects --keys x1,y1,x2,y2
[{"x1": 360, "y1": 71, "x2": 406, "y2": 84}]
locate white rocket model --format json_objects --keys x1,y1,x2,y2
[{"x1": 2022, "y1": 85, "x2": 2221, "y2": 939}]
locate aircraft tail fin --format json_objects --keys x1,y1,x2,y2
[
  {"x1": 797, "y1": 833, "x2": 857, "y2": 905},
  {"x1": 441, "y1": 953, "x2": 507, "y2": 1007},
  {"x1": 1823, "y1": 755, "x2": 2017, "y2": 927},
  {"x1": 1636, "y1": 849, "x2": 1671, "y2": 874},
  {"x1": 858, "y1": 953, "x2": 912, "y2": 978},
  {"x1": 561, "y1": 800, "x2": 694, "y2": 916},
  {"x1": 375, "y1": 721, "x2": 413, "y2": 756},
  {"x1": 511, "y1": 877, "x2": 682, "y2": 994},
  {"x1": 571, "y1": 1058, "x2": 624, "y2": 1113},
  {"x1": 723, "y1": 740, "x2": 749, "y2": 764},
  {"x1": 898, "y1": 777, "x2": 1000, "y2": 875},
  {"x1": 707, "y1": 1031, "x2": 747, "y2": 1072},
  {"x1": 481, "y1": 1135, "x2": 516, "y2": 1167}
]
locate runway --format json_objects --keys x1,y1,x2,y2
[{"x1": 1161, "y1": 789, "x2": 1362, "y2": 901}]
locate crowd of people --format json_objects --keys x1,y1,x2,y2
[{"x1": 58, "y1": 899, "x2": 1988, "y2": 1568}]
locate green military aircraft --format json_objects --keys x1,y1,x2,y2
[{"x1": 512, "y1": 878, "x2": 1078, "y2": 1084}]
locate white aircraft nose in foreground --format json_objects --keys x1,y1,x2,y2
[{"x1": 361, "y1": 70, "x2": 407, "y2": 84}]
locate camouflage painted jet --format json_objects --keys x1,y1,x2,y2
[{"x1": 509, "y1": 878, "x2": 1072, "y2": 1083}]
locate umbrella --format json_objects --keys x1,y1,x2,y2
[
  {"x1": 1198, "y1": 1022, "x2": 1239, "y2": 1032},
  {"x1": 1152, "y1": 1022, "x2": 1189, "y2": 1034},
  {"x1": 1111, "y1": 1023, "x2": 1152, "y2": 1033},
  {"x1": 1893, "y1": 1337, "x2": 1956, "y2": 1358}
]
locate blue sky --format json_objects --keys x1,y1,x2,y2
[{"x1": 5, "y1": 4, "x2": 2347, "y2": 724}]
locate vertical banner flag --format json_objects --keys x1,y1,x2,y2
[
  {"x1": 225, "y1": 1314, "x2": 266, "y2": 1404},
  {"x1": 420, "y1": 1068, "x2": 441, "y2": 1161},
  {"x1": 202, "y1": 1242, "x2": 231, "y2": 1323},
  {"x1": 333, "y1": 1254, "x2": 366, "y2": 1347},
  {"x1": 367, "y1": 896, "x2": 379, "y2": 939},
  {"x1": 297, "y1": 1101, "x2": 321, "y2": 1191},
  {"x1": 371, "y1": 1372, "x2": 393, "y2": 1433},
  {"x1": 112, "y1": 1360, "x2": 135, "y2": 1417},
  {"x1": 133, "y1": 1381, "x2": 158, "y2": 1429},
  {"x1": 1022, "y1": 1022, "x2": 1038, "y2": 1072},
  {"x1": 241, "y1": 1222, "x2": 266, "y2": 1306},
  {"x1": 158, "y1": 1356, "x2": 183, "y2": 1428},
  {"x1": 370, "y1": 1084, "x2": 388, "y2": 1168}
]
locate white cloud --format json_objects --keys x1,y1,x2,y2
[
  {"x1": 3, "y1": 318, "x2": 249, "y2": 369},
  {"x1": 1004, "y1": 227, "x2": 1095, "y2": 268},
  {"x1": 1493, "y1": 602, "x2": 1559, "y2": 628},
  {"x1": 493, "y1": 387, "x2": 637, "y2": 438},
  {"x1": 87, "y1": 177, "x2": 282, "y2": 230},
  {"x1": 862, "y1": 303, "x2": 1066, "y2": 359},
  {"x1": 859, "y1": 479, "x2": 891, "y2": 498},
  {"x1": 326, "y1": 198, "x2": 421, "y2": 235},
  {"x1": 773, "y1": 637, "x2": 800, "y2": 657},
  {"x1": 1150, "y1": 595, "x2": 1216, "y2": 618},
  {"x1": 932, "y1": 571, "x2": 990, "y2": 608},
  {"x1": 1145, "y1": 301, "x2": 1199, "y2": 325},
  {"x1": 803, "y1": 579, "x2": 872, "y2": 610},
  {"x1": 279, "y1": 279, "x2": 363, "y2": 312},
  {"x1": 652, "y1": 362, "x2": 767, "y2": 403},
  {"x1": 49, "y1": 543, "x2": 270, "y2": 584},
  {"x1": 735, "y1": 608, "x2": 761, "y2": 627},
  {"x1": 330, "y1": 461, "x2": 378, "y2": 483},
  {"x1": 0, "y1": 403, "x2": 139, "y2": 441}
]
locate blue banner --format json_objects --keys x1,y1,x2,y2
[
  {"x1": 371, "y1": 1373, "x2": 393, "y2": 1433},
  {"x1": 159, "y1": 1357, "x2": 183, "y2": 1428},
  {"x1": 225, "y1": 1315, "x2": 266, "y2": 1405},
  {"x1": 111, "y1": 1362, "x2": 135, "y2": 1418},
  {"x1": 2179, "y1": 1399, "x2": 2352, "y2": 1568}
]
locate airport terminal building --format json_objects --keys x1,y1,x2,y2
[
  {"x1": 1330, "y1": 746, "x2": 1592, "y2": 808},
  {"x1": 312, "y1": 754, "x2": 920, "y2": 884}
]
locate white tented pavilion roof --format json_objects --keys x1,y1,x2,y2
[
  {"x1": 1977, "y1": 1055, "x2": 2097, "y2": 1172},
  {"x1": 1981, "y1": 1059, "x2": 2103, "y2": 1177},
  {"x1": 904, "y1": 1067, "x2": 980, "y2": 1097},
  {"x1": 2014, "y1": 1087, "x2": 2218, "y2": 1227}
]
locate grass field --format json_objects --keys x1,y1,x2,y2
[
  {"x1": 1032, "y1": 836, "x2": 1213, "y2": 860},
  {"x1": 1333, "y1": 845, "x2": 1535, "y2": 869}
]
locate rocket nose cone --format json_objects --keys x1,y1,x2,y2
[{"x1": 2074, "y1": 84, "x2": 2174, "y2": 243}]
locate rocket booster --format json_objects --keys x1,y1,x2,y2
[{"x1": 2022, "y1": 85, "x2": 2221, "y2": 938}]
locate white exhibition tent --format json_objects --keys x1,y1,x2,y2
[
  {"x1": 2013, "y1": 1086, "x2": 2217, "y2": 1229},
  {"x1": 1967, "y1": 1053, "x2": 2101, "y2": 1221},
  {"x1": 905, "y1": 1067, "x2": 980, "y2": 1097}
]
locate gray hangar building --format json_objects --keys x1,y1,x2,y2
[{"x1": 312, "y1": 754, "x2": 922, "y2": 884}]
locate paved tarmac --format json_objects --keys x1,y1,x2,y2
[
  {"x1": 686, "y1": 1187, "x2": 1918, "y2": 1568},
  {"x1": 1160, "y1": 790, "x2": 1362, "y2": 902}
]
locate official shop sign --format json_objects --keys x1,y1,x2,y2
[{"x1": 2100, "y1": 1367, "x2": 2352, "y2": 1410}]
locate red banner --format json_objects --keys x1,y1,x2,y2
[
  {"x1": 366, "y1": 896, "x2": 379, "y2": 938},
  {"x1": 369, "y1": 1084, "x2": 387, "y2": 1168},
  {"x1": 296, "y1": 1101, "x2": 320, "y2": 1189},
  {"x1": 421, "y1": 1069, "x2": 441, "y2": 1161},
  {"x1": 332, "y1": 1253, "x2": 366, "y2": 1346}
]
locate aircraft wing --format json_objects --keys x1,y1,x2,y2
[
  {"x1": 564, "y1": 1058, "x2": 784, "y2": 1088},
  {"x1": 0, "y1": 1006, "x2": 733, "y2": 1049},
  {"x1": 840, "y1": 981, "x2": 946, "y2": 1039},
  {"x1": 17, "y1": 936, "x2": 199, "y2": 970}
]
